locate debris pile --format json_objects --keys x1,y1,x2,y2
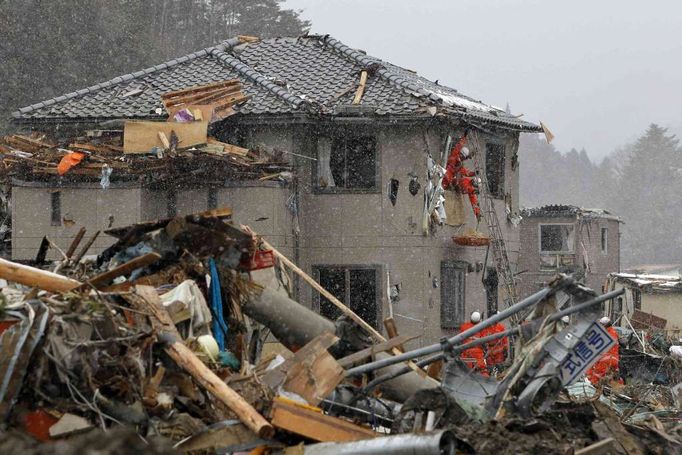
[
  {"x1": 0, "y1": 80, "x2": 291, "y2": 187},
  {"x1": 0, "y1": 208, "x2": 680, "y2": 453}
]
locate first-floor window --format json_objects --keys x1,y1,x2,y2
[
  {"x1": 313, "y1": 265, "x2": 380, "y2": 328},
  {"x1": 441, "y1": 261, "x2": 467, "y2": 329}
]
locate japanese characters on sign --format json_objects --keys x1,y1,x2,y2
[{"x1": 559, "y1": 322, "x2": 615, "y2": 385}]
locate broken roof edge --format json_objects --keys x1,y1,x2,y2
[
  {"x1": 608, "y1": 272, "x2": 682, "y2": 293},
  {"x1": 521, "y1": 204, "x2": 621, "y2": 221}
]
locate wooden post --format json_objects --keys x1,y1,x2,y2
[
  {"x1": 125, "y1": 286, "x2": 274, "y2": 439},
  {"x1": 83, "y1": 252, "x2": 161, "y2": 289},
  {"x1": 383, "y1": 317, "x2": 405, "y2": 352},
  {"x1": 72, "y1": 230, "x2": 100, "y2": 264},
  {"x1": 0, "y1": 258, "x2": 81, "y2": 292},
  {"x1": 352, "y1": 70, "x2": 368, "y2": 105},
  {"x1": 65, "y1": 227, "x2": 87, "y2": 259}
]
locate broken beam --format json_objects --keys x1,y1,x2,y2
[
  {"x1": 0, "y1": 258, "x2": 81, "y2": 292},
  {"x1": 126, "y1": 286, "x2": 274, "y2": 439},
  {"x1": 83, "y1": 252, "x2": 161, "y2": 289},
  {"x1": 352, "y1": 70, "x2": 368, "y2": 105},
  {"x1": 337, "y1": 334, "x2": 418, "y2": 368},
  {"x1": 270, "y1": 397, "x2": 376, "y2": 442}
]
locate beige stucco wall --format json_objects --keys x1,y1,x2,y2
[
  {"x1": 517, "y1": 215, "x2": 620, "y2": 298},
  {"x1": 12, "y1": 184, "x2": 142, "y2": 260},
  {"x1": 245, "y1": 122, "x2": 523, "y2": 349},
  {"x1": 641, "y1": 293, "x2": 682, "y2": 330}
]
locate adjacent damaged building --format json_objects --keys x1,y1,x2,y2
[
  {"x1": 8, "y1": 34, "x2": 541, "y2": 345},
  {"x1": 517, "y1": 205, "x2": 621, "y2": 298},
  {"x1": 604, "y1": 272, "x2": 682, "y2": 333}
]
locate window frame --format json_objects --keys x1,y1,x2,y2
[
  {"x1": 485, "y1": 141, "x2": 506, "y2": 199},
  {"x1": 312, "y1": 130, "x2": 380, "y2": 194},
  {"x1": 441, "y1": 260, "x2": 468, "y2": 329},
  {"x1": 50, "y1": 191, "x2": 61, "y2": 226},
  {"x1": 207, "y1": 187, "x2": 218, "y2": 210},
  {"x1": 312, "y1": 264, "x2": 383, "y2": 328},
  {"x1": 167, "y1": 188, "x2": 177, "y2": 218},
  {"x1": 538, "y1": 223, "x2": 576, "y2": 254},
  {"x1": 600, "y1": 227, "x2": 608, "y2": 254}
]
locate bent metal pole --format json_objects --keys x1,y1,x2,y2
[
  {"x1": 346, "y1": 275, "x2": 574, "y2": 377},
  {"x1": 361, "y1": 288, "x2": 625, "y2": 391}
]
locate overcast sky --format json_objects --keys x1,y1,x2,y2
[{"x1": 285, "y1": 0, "x2": 682, "y2": 160}]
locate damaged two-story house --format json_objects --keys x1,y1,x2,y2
[
  {"x1": 9, "y1": 35, "x2": 541, "y2": 345},
  {"x1": 516, "y1": 205, "x2": 621, "y2": 298}
]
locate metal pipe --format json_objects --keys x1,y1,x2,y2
[
  {"x1": 361, "y1": 288, "x2": 625, "y2": 391},
  {"x1": 299, "y1": 430, "x2": 457, "y2": 455},
  {"x1": 346, "y1": 276, "x2": 572, "y2": 377}
]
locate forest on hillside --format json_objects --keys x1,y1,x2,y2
[
  {"x1": 520, "y1": 124, "x2": 682, "y2": 267},
  {"x1": 0, "y1": 0, "x2": 310, "y2": 133}
]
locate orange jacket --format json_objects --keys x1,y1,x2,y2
[
  {"x1": 457, "y1": 174, "x2": 482, "y2": 219},
  {"x1": 587, "y1": 326, "x2": 619, "y2": 383},
  {"x1": 459, "y1": 321, "x2": 488, "y2": 376},
  {"x1": 442, "y1": 135, "x2": 468, "y2": 190},
  {"x1": 484, "y1": 323, "x2": 508, "y2": 365}
]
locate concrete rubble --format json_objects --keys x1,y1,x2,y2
[{"x1": 0, "y1": 206, "x2": 679, "y2": 455}]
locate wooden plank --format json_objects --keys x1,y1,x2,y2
[
  {"x1": 207, "y1": 138, "x2": 249, "y2": 156},
  {"x1": 383, "y1": 317, "x2": 404, "y2": 352},
  {"x1": 575, "y1": 438, "x2": 615, "y2": 455},
  {"x1": 270, "y1": 397, "x2": 376, "y2": 442},
  {"x1": 257, "y1": 235, "x2": 429, "y2": 379},
  {"x1": 337, "y1": 334, "x2": 418, "y2": 368},
  {"x1": 34, "y1": 236, "x2": 50, "y2": 265},
  {"x1": 125, "y1": 286, "x2": 274, "y2": 439},
  {"x1": 263, "y1": 332, "x2": 343, "y2": 406},
  {"x1": 161, "y1": 80, "x2": 241, "y2": 101},
  {"x1": 0, "y1": 258, "x2": 81, "y2": 292},
  {"x1": 123, "y1": 120, "x2": 208, "y2": 154},
  {"x1": 352, "y1": 70, "x2": 368, "y2": 105},
  {"x1": 83, "y1": 252, "x2": 161, "y2": 289}
]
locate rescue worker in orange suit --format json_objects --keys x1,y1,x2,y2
[
  {"x1": 483, "y1": 314, "x2": 508, "y2": 371},
  {"x1": 459, "y1": 311, "x2": 489, "y2": 376},
  {"x1": 586, "y1": 316, "x2": 620, "y2": 384},
  {"x1": 441, "y1": 131, "x2": 471, "y2": 190},
  {"x1": 457, "y1": 173, "x2": 482, "y2": 221}
]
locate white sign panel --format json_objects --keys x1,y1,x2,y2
[{"x1": 559, "y1": 322, "x2": 616, "y2": 386}]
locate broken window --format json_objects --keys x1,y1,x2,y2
[
  {"x1": 485, "y1": 142, "x2": 505, "y2": 198},
  {"x1": 313, "y1": 265, "x2": 379, "y2": 328},
  {"x1": 207, "y1": 188, "x2": 218, "y2": 210},
  {"x1": 441, "y1": 261, "x2": 467, "y2": 329},
  {"x1": 601, "y1": 227, "x2": 608, "y2": 254},
  {"x1": 50, "y1": 191, "x2": 61, "y2": 226},
  {"x1": 632, "y1": 288, "x2": 642, "y2": 311},
  {"x1": 539, "y1": 224, "x2": 575, "y2": 253},
  {"x1": 316, "y1": 135, "x2": 377, "y2": 190}
]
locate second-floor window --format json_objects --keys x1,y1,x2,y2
[
  {"x1": 316, "y1": 135, "x2": 377, "y2": 191},
  {"x1": 601, "y1": 227, "x2": 608, "y2": 254},
  {"x1": 485, "y1": 142, "x2": 505, "y2": 198},
  {"x1": 539, "y1": 223, "x2": 574, "y2": 253}
]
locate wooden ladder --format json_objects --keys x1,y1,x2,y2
[{"x1": 468, "y1": 131, "x2": 519, "y2": 316}]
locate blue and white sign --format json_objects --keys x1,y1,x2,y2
[{"x1": 559, "y1": 322, "x2": 616, "y2": 386}]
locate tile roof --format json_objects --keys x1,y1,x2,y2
[{"x1": 12, "y1": 35, "x2": 540, "y2": 131}]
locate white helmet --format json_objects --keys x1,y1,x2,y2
[
  {"x1": 460, "y1": 146, "x2": 471, "y2": 159},
  {"x1": 561, "y1": 315, "x2": 570, "y2": 324},
  {"x1": 470, "y1": 311, "x2": 481, "y2": 323},
  {"x1": 599, "y1": 316, "x2": 611, "y2": 326}
]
